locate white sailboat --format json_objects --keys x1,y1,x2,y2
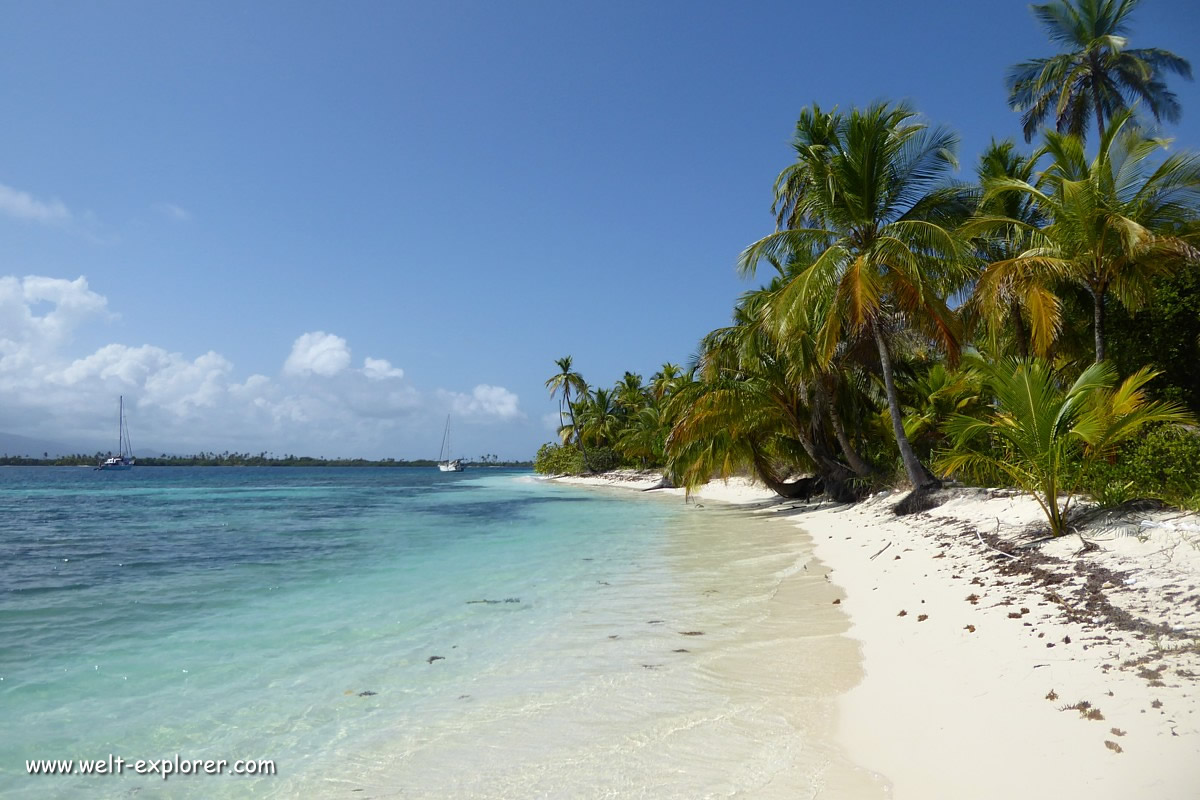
[
  {"x1": 96, "y1": 396, "x2": 135, "y2": 471},
  {"x1": 437, "y1": 414, "x2": 464, "y2": 472}
]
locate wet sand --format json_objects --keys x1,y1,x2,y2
[{"x1": 556, "y1": 473, "x2": 1200, "y2": 799}]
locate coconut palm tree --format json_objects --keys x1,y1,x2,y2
[
  {"x1": 938, "y1": 357, "x2": 1193, "y2": 536},
  {"x1": 649, "y1": 363, "x2": 684, "y2": 403},
  {"x1": 545, "y1": 356, "x2": 590, "y2": 466},
  {"x1": 665, "y1": 281, "x2": 874, "y2": 500},
  {"x1": 616, "y1": 406, "x2": 668, "y2": 467},
  {"x1": 898, "y1": 362, "x2": 984, "y2": 455},
  {"x1": 1007, "y1": 0, "x2": 1193, "y2": 144},
  {"x1": 972, "y1": 111, "x2": 1200, "y2": 363},
  {"x1": 578, "y1": 387, "x2": 622, "y2": 449},
  {"x1": 739, "y1": 102, "x2": 973, "y2": 491},
  {"x1": 614, "y1": 371, "x2": 647, "y2": 413},
  {"x1": 965, "y1": 140, "x2": 1056, "y2": 358}
]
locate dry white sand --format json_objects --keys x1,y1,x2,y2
[
  {"x1": 551, "y1": 469, "x2": 777, "y2": 505},
  {"x1": 553, "y1": 472, "x2": 1200, "y2": 798}
]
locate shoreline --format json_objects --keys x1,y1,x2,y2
[{"x1": 552, "y1": 472, "x2": 1200, "y2": 798}]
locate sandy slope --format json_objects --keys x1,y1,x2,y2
[{"x1": 552, "y1": 472, "x2": 1200, "y2": 798}]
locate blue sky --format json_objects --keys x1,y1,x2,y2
[{"x1": 1, "y1": 0, "x2": 1197, "y2": 459}]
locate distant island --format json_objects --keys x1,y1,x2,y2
[{"x1": 0, "y1": 452, "x2": 532, "y2": 468}]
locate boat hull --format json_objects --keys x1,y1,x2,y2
[{"x1": 438, "y1": 462, "x2": 464, "y2": 472}]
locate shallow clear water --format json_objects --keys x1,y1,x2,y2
[{"x1": 0, "y1": 467, "x2": 880, "y2": 799}]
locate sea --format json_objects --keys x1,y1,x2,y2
[{"x1": 0, "y1": 467, "x2": 883, "y2": 799}]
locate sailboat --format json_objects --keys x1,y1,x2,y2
[
  {"x1": 437, "y1": 414, "x2": 464, "y2": 472},
  {"x1": 96, "y1": 396, "x2": 135, "y2": 471}
]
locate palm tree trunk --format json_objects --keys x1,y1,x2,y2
[
  {"x1": 1010, "y1": 299, "x2": 1030, "y2": 358},
  {"x1": 825, "y1": 387, "x2": 875, "y2": 478},
  {"x1": 1091, "y1": 55, "x2": 1106, "y2": 143},
  {"x1": 872, "y1": 323, "x2": 941, "y2": 490},
  {"x1": 1090, "y1": 287, "x2": 1106, "y2": 363},
  {"x1": 565, "y1": 390, "x2": 591, "y2": 471},
  {"x1": 747, "y1": 442, "x2": 850, "y2": 501}
]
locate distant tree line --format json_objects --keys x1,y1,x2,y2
[{"x1": 0, "y1": 451, "x2": 531, "y2": 468}]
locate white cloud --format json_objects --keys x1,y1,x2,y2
[
  {"x1": 143, "y1": 351, "x2": 232, "y2": 413},
  {"x1": 153, "y1": 202, "x2": 193, "y2": 222},
  {"x1": 445, "y1": 384, "x2": 523, "y2": 421},
  {"x1": 52, "y1": 343, "x2": 171, "y2": 387},
  {"x1": 0, "y1": 276, "x2": 110, "y2": 375},
  {"x1": 0, "y1": 275, "x2": 527, "y2": 458},
  {"x1": 283, "y1": 331, "x2": 351, "y2": 377},
  {"x1": 0, "y1": 182, "x2": 72, "y2": 224},
  {"x1": 362, "y1": 356, "x2": 404, "y2": 380}
]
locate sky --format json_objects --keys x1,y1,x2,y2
[{"x1": 1, "y1": 0, "x2": 1197, "y2": 459}]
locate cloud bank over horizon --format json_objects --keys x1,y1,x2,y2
[{"x1": 0, "y1": 275, "x2": 524, "y2": 458}]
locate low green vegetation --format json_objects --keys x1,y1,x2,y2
[
  {"x1": 533, "y1": 443, "x2": 584, "y2": 476},
  {"x1": 1080, "y1": 424, "x2": 1200, "y2": 509},
  {"x1": 937, "y1": 360, "x2": 1192, "y2": 536},
  {"x1": 536, "y1": 0, "x2": 1200, "y2": 532}
]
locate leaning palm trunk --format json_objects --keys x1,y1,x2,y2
[
  {"x1": 819, "y1": 380, "x2": 875, "y2": 479},
  {"x1": 748, "y1": 444, "x2": 829, "y2": 500},
  {"x1": 790, "y1": 402, "x2": 865, "y2": 499},
  {"x1": 873, "y1": 324, "x2": 941, "y2": 490},
  {"x1": 562, "y1": 391, "x2": 591, "y2": 472},
  {"x1": 571, "y1": 410, "x2": 592, "y2": 471}
]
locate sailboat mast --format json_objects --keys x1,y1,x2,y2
[{"x1": 118, "y1": 395, "x2": 123, "y2": 455}]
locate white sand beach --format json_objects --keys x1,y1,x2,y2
[{"x1": 554, "y1": 472, "x2": 1200, "y2": 798}]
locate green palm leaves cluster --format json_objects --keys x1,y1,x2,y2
[
  {"x1": 971, "y1": 111, "x2": 1200, "y2": 363},
  {"x1": 663, "y1": 281, "x2": 876, "y2": 499},
  {"x1": 739, "y1": 101, "x2": 974, "y2": 491},
  {"x1": 540, "y1": 358, "x2": 689, "y2": 474},
  {"x1": 937, "y1": 359, "x2": 1190, "y2": 535},
  {"x1": 1007, "y1": 0, "x2": 1192, "y2": 143},
  {"x1": 538, "y1": 0, "x2": 1199, "y2": 534}
]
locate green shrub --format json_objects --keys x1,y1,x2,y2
[
  {"x1": 583, "y1": 446, "x2": 621, "y2": 473},
  {"x1": 1080, "y1": 425, "x2": 1200, "y2": 509},
  {"x1": 533, "y1": 443, "x2": 585, "y2": 475}
]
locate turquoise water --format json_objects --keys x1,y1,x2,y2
[
  {"x1": 1, "y1": 467, "x2": 878, "y2": 798},
  {"x1": 0, "y1": 468, "x2": 670, "y2": 796}
]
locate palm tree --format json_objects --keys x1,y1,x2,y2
[
  {"x1": 578, "y1": 387, "x2": 622, "y2": 449},
  {"x1": 649, "y1": 363, "x2": 684, "y2": 402},
  {"x1": 899, "y1": 362, "x2": 984, "y2": 455},
  {"x1": 616, "y1": 406, "x2": 668, "y2": 467},
  {"x1": 739, "y1": 102, "x2": 973, "y2": 491},
  {"x1": 938, "y1": 357, "x2": 1193, "y2": 536},
  {"x1": 614, "y1": 371, "x2": 646, "y2": 413},
  {"x1": 965, "y1": 140, "x2": 1057, "y2": 358},
  {"x1": 1007, "y1": 0, "x2": 1193, "y2": 144},
  {"x1": 972, "y1": 111, "x2": 1200, "y2": 363},
  {"x1": 665, "y1": 281, "x2": 874, "y2": 500},
  {"x1": 545, "y1": 356, "x2": 589, "y2": 466}
]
